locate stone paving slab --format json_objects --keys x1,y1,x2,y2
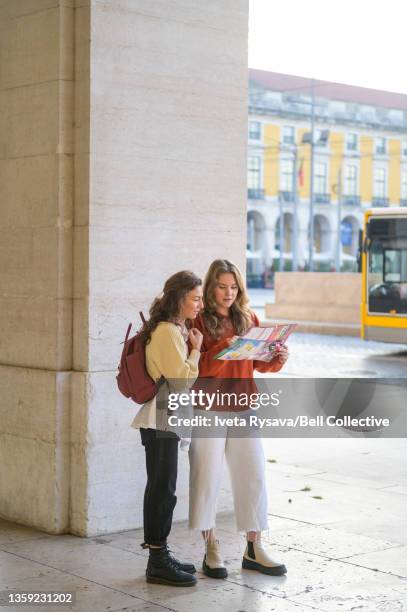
[
  {"x1": 108, "y1": 601, "x2": 169, "y2": 612},
  {"x1": 1, "y1": 433, "x2": 406, "y2": 610},
  {"x1": 289, "y1": 571, "x2": 407, "y2": 612},
  {"x1": 267, "y1": 515, "x2": 312, "y2": 535},
  {"x1": 325, "y1": 511, "x2": 407, "y2": 547},
  {"x1": 262, "y1": 452, "x2": 407, "y2": 492},
  {"x1": 158, "y1": 579, "x2": 317, "y2": 612},
  {"x1": 300, "y1": 470, "x2": 400, "y2": 490},
  {"x1": 0, "y1": 548, "x2": 57, "y2": 584},
  {"x1": 5, "y1": 524, "x2": 406, "y2": 611},
  {"x1": 0, "y1": 549, "x2": 150, "y2": 612},
  {"x1": 1, "y1": 535, "x2": 272, "y2": 610},
  {"x1": 266, "y1": 469, "x2": 407, "y2": 518},
  {"x1": 226, "y1": 546, "x2": 407, "y2": 608},
  {"x1": 263, "y1": 439, "x2": 407, "y2": 487},
  {"x1": 0, "y1": 519, "x2": 51, "y2": 546},
  {"x1": 262, "y1": 473, "x2": 388, "y2": 527},
  {"x1": 93, "y1": 524, "x2": 244, "y2": 571},
  {"x1": 109, "y1": 601, "x2": 170, "y2": 612},
  {"x1": 265, "y1": 524, "x2": 398, "y2": 560},
  {"x1": 381, "y1": 485, "x2": 407, "y2": 495},
  {"x1": 343, "y1": 545, "x2": 407, "y2": 577}
]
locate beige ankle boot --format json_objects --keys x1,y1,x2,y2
[
  {"x1": 242, "y1": 539, "x2": 287, "y2": 576},
  {"x1": 202, "y1": 539, "x2": 228, "y2": 579}
]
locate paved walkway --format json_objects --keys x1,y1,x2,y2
[
  {"x1": 1, "y1": 436, "x2": 407, "y2": 611},
  {"x1": 275, "y1": 332, "x2": 407, "y2": 378},
  {"x1": 1, "y1": 325, "x2": 406, "y2": 611}
]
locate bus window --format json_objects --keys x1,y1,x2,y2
[
  {"x1": 367, "y1": 225, "x2": 407, "y2": 314},
  {"x1": 369, "y1": 241, "x2": 383, "y2": 274},
  {"x1": 383, "y1": 249, "x2": 407, "y2": 284}
]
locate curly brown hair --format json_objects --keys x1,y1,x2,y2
[
  {"x1": 139, "y1": 270, "x2": 202, "y2": 345},
  {"x1": 202, "y1": 259, "x2": 252, "y2": 338}
]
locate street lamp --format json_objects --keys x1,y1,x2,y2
[
  {"x1": 333, "y1": 165, "x2": 343, "y2": 272},
  {"x1": 301, "y1": 122, "x2": 330, "y2": 272}
]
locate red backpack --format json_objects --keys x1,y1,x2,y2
[{"x1": 116, "y1": 312, "x2": 161, "y2": 404}]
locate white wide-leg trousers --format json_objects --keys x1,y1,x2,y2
[{"x1": 188, "y1": 428, "x2": 268, "y2": 532}]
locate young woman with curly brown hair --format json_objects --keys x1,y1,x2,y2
[{"x1": 131, "y1": 270, "x2": 203, "y2": 586}]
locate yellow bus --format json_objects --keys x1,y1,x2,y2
[{"x1": 361, "y1": 207, "x2": 407, "y2": 343}]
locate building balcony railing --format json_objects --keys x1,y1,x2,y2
[
  {"x1": 400, "y1": 199, "x2": 407, "y2": 206},
  {"x1": 342, "y1": 195, "x2": 361, "y2": 206},
  {"x1": 247, "y1": 188, "x2": 265, "y2": 200},
  {"x1": 372, "y1": 197, "x2": 389, "y2": 207},
  {"x1": 279, "y1": 190, "x2": 295, "y2": 203},
  {"x1": 314, "y1": 193, "x2": 331, "y2": 204}
]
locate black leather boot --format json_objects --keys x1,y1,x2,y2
[
  {"x1": 164, "y1": 546, "x2": 196, "y2": 574},
  {"x1": 146, "y1": 547, "x2": 197, "y2": 586}
]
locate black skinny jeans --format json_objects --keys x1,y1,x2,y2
[{"x1": 140, "y1": 427, "x2": 179, "y2": 547}]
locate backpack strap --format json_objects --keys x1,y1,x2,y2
[
  {"x1": 125, "y1": 323, "x2": 132, "y2": 342},
  {"x1": 120, "y1": 323, "x2": 133, "y2": 346},
  {"x1": 139, "y1": 311, "x2": 147, "y2": 325}
]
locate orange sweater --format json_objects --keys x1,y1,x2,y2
[
  {"x1": 191, "y1": 312, "x2": 283, "y2": 411},
  {"x1": 193, "y1": 311, "x2": 283, "y2": 378}
]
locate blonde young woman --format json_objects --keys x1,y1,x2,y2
[
  {"x1": 189, "y1": 259, "x2": 289, "y2": 578},
  {"x1": 131, "y1": 271, "x2": 203, "y2": 587}
]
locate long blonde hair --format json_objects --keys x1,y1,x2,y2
[{"x1": 202, "y1": 259, "x2": 252, "y2": 338}]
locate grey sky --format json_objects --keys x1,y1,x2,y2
[{"x1": 249, "y1": 0, "x2": 407, "y2": 95}]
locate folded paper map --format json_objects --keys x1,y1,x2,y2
[{"x1": 214, "y1": 324, "x2": 297, "y2": 362}]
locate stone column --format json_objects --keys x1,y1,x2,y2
[
  {"x1": 0, "y1": 0, "x2": 249, "y2": 536},
  {"x1": 0, "y1": 0, "x2": 74, "y2": 533}
]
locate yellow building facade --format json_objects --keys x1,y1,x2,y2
[
  {"x1": 255, "y1": 124, "x2": 405, "y2": 207},
  {"x1": 247, "y1": 69, "x2": 407, "y2": 279}
]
